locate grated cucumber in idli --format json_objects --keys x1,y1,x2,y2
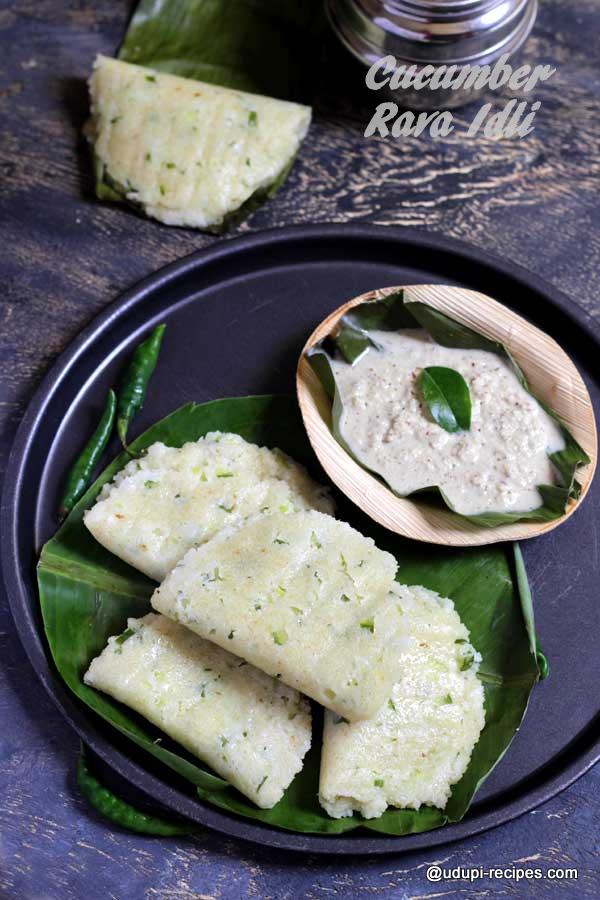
[
  {"x1": 84, "y1": 613, "x2": 311, "y2": 809},
  {"x1": 87, "y1": 55, "x2": 311, "y2": 230},
  {"x1": 319, "y1": 584, "x2": 485, "y2": 818},
  {"x1": 151, "y1": 510, "x2": 403, "y2": 723},
  {"x1": 84, "y1": 432, "x2": 333, "y2": 581}
]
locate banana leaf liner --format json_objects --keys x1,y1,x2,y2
[
  {"x1": 38, "y1": 395, "x2": 545, "y2": 836},
  {"x1": 92, "y1": 0, "x2": 324, "y2": 229},
  {"x1": 119, "y1": 0, "x2": 324, "y2": 101},
  {"x1": 308, "y1": 290, "x2": 590, "y2": 528}
]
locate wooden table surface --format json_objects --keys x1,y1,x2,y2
[{"x1": 1, "y1": 1, "x2": 599, "y2": 897}]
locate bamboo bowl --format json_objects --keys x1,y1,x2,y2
[{"x1": 296, "y1": 285, "x2": 598, "y2": 546}]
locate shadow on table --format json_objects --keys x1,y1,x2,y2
[{"x1": 58, "y1": 77, "x2": 96, "y2": 201}]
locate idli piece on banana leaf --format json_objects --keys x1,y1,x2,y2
[
  {"x1": 87, "y1": 55, "x2": 312, "y2": 231},
  {"x1": 319, "y1": 584, "x2": 485, "y2": 819},
  {"x1": 151, "y1": 510, "x2": 404, "y2": 723},
  {"x1": 84, "y1": 613, "x2": 312, "y2": 809},
  {"x1": 83, "y1": 432, "x2": 333, "y2": 582}
]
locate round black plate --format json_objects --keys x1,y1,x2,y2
[{"x1": 3, "y1": 224, "x2": 599, "y2": 854}]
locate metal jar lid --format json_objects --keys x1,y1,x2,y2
[{"x1": 327, "y1": 0, "x2": 539, "y2": 107}]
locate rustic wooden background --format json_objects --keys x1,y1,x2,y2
[{"x1": 1, "y1": 0, "x2": 599, "y2": 897}]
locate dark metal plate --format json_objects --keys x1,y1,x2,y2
[{"x1": 2, "y1": 224, "x2": 599, "y2": 854}]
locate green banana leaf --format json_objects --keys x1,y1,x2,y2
[
  {"x1": 119, "y1": 0, "x2": 324, "y2": 102},
  {"x1": 92, "y1": 0, "x2": 324, "y2": 227},
  {"x1": 38, "y1": 395, "x2": 544, "y2": 836},
  {"x1": 308, "y1": 290, "x2": 590, "y2": 528}
]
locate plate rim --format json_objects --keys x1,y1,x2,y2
[{"x1": 3, "y1": 222, "x2": 600, "y2": 855}]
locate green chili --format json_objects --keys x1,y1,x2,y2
[
  {"x1": 117, "y1": 324, "x2": 166, "y2": 448},
  {"x1": 536, "y1": 638, "x2": 550, "y2": 680},
  {"x1": 77, "y1": 748, "x2": 196, "y2": 836},
  {"x1": 58, "y1": 390, "x2": 116, "y2": 519}
]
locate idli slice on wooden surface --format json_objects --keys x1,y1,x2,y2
[
  {"x1": 84, "y1": 613, "x2": 311, "y2": 809},
  {"x1": 87, "y1": 55, "x2": 312, "y2": 230},
  {"x1": 318, "y1": 584, "x2": 485, "y2": 818},
  {"x1": 84, "y1": 432, "x2": 333, "y2": 581},
  {"x1": 151, "y1": 510, "x2": 402, "y2": 722}
]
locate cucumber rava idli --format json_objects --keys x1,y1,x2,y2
[
  {"x1": 84, "y1": 613, "x2": 311, "y2": 809},
  {"x1": 87, "y1": 55, "x2": 311, "y2": 230},
  {"x1": 152, "y1": 510, "x2": 404, "y2": 722},
  {"x1": 319, "y1": 584, "x2": 485, "y2": 818},
  {"x1": 84, "y1": 432, "x2": 333, "y2": 581}
]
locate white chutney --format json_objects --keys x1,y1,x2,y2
[{"x1": 331, "y1": 329, "x2": 565, "y2": 516}]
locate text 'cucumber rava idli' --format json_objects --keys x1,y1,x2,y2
[
  {"x1": 319, "y1": 584, "x2": 485, "y2": 818},
  {"x1": 84, "y1": 432, "x2": 333, "y2": 581},
  {"x1": 87, "y1": 55, "x2": 312, "y2": 230},
  {"x1": 151, "y1": 510, "x2": 404, "y2": 722},
  {"x1": 84, "y1": 613, "x2": 311, "y2": 809}
]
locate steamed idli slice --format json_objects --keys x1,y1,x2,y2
[
  {"x1": 84, "y1": 613, "x2": 311, "y2": 809},
  {"x1": 151, "y1": 510, "x2": 402, "y2": 722},
  {"x1": 84, "y1": 432, "x2": 333, "y2": 581},
  {"x1": 88, "y1": 55, "x2": 312, "y2": 229},
  {"x1": 319, "y1": 584, "x2": 485, "y2": 819}
]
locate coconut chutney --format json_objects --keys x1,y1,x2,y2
[
  {"x1": 319, "y1": 584, "x2": 485, "y2": 818},
  {"x1": 331, "y1": 329, "x2": 565, "y2": 515}
]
